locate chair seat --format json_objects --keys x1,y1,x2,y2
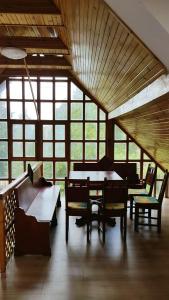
[
  {"x1": 134, "y1": 195, "x2": 159, "y2": 205},
  {"x1": 128, "y1": 188, "x2": 148, "y2": 195},
  {"x1": 68, "y1": 202, "x2": 88, "y2": 209},
  {"x1": 105, "y1": 203, "x2": 125, "y2": 210}
]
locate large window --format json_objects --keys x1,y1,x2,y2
[
  {"x1": 113, "y1": 123, "x2": 164, "y2": 196},
  {"x1": 0, "y1": 77, "x2": 107, "y2": 190}
]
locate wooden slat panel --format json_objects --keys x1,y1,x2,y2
[
  {"x1": 55, "y1": 0, "x2": 166, "y2": 112},
  {"x1": 116, "y1": 92, "x2": 169, "y2": 170}
]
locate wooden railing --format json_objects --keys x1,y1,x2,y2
[{"x1": 0, "y1": 162, "x2": 42, "y2": 273}]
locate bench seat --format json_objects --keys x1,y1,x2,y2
[
  {"x1": 26, "y1": 186, "x2": 60, "y2": 222},
  {"x1": 14, "y1": 170, "x2": 60, "y2": 256}
]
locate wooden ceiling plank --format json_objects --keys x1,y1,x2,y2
[
  {"x1": 0, "y1": 0, "x2": 61, "y2": 15},
  {"x1": 98, "y1": 32, "x2": 135, "y2": 101},
  {"x1": 0, "y1": 36, "x2": 69, "y2": 51}
]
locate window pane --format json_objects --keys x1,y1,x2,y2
[
  {"x1": 55, "y1": 162, "x2": 67, "y2": 178},
  {"x1": 40, "y1": 82, "x2": 53, "y2": 100},
  {"x1": 99, "y1": 109, "x2": 106, "y2": 120},
  {"x1": 85, "y1": 143, "x2": 97, "y2": 160},
  {"x1": 25, "y1": 102, "x2": 37, "y2": 120},
  {"x1": 157, "y1": 168, "x2": 164, "y2": 180},
  {"x1": 128, "y1": 143, "x2": 141, "y2": 160},
  {"x1": 0, "y1": 81, "x2": 7, "y2": 99},
  {"x1": 13, "y1": 124, "x2": 23, "y2": 140},
  {"x1": 43, "y1": 162, "x2": 53, "y2": 179},
  {"x1": 55, "y1": 82, "x2": 67, "y2": 100},
  {"x1": 143, "y1": 153, "x2": 150, "y2": 160},
  {"x1": 43, "y1": 142, "x2": 53, "y2": 157},
  {"x1": 114, "y1": 125, "x2": 126, "y2": 140},
  {"x1": 71, "y1": 82, "x2": 83, "y2": 100},
  {"x1": 10, "y1": 102, "x2": 23, "y2": 119},
  {"x1": 0, "y1": 142, "x2": 8, "y2": 158},
  {"x1": 71, "y1": 123, "x2": 83, "y2": 140},
  {"x1": 85, "y1": 103, "x2": 97, "y2": 120},
  {"x1": 71, "y1": 103, "x2": 83, "y2": 120},
  {"x1": 0, "y1": 101, "x2": 7, "y2": 119},
  {"x1": 114, "y1": 143, "x2": 126, "y2": 160},
  {"x1": 43, "y1": 125, "x2": 53, "y2": 140},
  {"x1": 71, "y1": 143, "x2": 83, "y2": 160},
  {"x1": 24, "y1": 81, "x2": 37, "y2": 100},
  {"x1": 0, "y1": 161, "x2": 8, "y2": 178},
  {"x1": 85, "y1": 95, "x2": 91, "y2": 101},
  {"x1": 99, "y1": 142, "x2": 106, "y2": 159},
  {"x1": 13, "y1": 142, "x2": 23, "y2": 157},
  {"x1": 25, "y1": 142, "x2": 35, "y2": 157},
  {"x1": 85, "y1": 123, "x2": 97, "y2": 140},
  {"x1": 55, "y1": 103, "x2": 67, "y2": 120},
  {"x1": 11, "y1": 161, "x2": 24, "y2": 178},
  {"x1": 25, "y1": 125, "x2": 35, "y2": 140},
  {"x1": 9, "y1": 81, "x2": 22, "y2": 99},
  {"x1": 55, "y1": 143, "x2": 65, "y2": 158},
  {"x1": 55, "y1": 125, "x2": 65, "y2": 140},
  {"x1": 41, "y1": 103, "x2": 53, "y2": 120},
  {"x1": 0, "y1": 122, "x2": 7, "y2": 139},
  {"x1": 99, "y1": 123, "x2": 106, "y2": 140}
]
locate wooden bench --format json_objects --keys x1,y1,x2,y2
[{"x1": 14, "y1": 164, "x2": 61, "y2": 256}]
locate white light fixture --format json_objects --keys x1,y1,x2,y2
[
  {"x1": 1, "y1": 47, "x2": 27, "y2": 60},
  {"x1": 0, "y1": 46, "x2": 39, "y2": 120}
]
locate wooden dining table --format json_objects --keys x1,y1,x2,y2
[
  {"x1": 69, "y1": 170, "x2": 123, "y2": 183},
  {"x1": 69, "y1": 170, "x2": 123, "y2": 227}
]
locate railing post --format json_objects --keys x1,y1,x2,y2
[{"x1": 0, "y1": 199, "x2": 6, "y2": 273}]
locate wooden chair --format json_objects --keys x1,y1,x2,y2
[
  {"x1": 65, "y1": 177, "x2": 91, "y2": 243},
  {"x1": 101, "y1": 179, "x2": 128, "y2": 243},
  {"x1": 134, "y1": 170, "x2": 168, "y2": 232},
  {"x1": 129, "y1": 164, "x2": 157, "y2": 219}
]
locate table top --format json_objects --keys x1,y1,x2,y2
[{"x1": 69, "y1": 170, "x2": 123, "y2": 182}]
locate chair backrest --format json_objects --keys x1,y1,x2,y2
[
  {"x1": 65, "y1": 177, "x2": 90, "y2": 208},
  {"x1": 103, "y1": 178, "x2": 128, "y2": 208},
  {"x1": 158, "y1": 170, "x2": 168, "y2": 205},
  {"x1": 145, "y1": 165, "x2": 157, "y2": 195}
]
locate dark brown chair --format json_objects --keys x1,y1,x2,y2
[
  {"x1": 65, "y1": 177, "x2": 91, "y2": 243},
  {"x1": 134, "y1": 170, "x2": 168, "y2": 232},
  {"x1": 100, "y1": 179, "x2": 128, "y2": 243},
  {"x1": 129, "y1": 164, "x2": 157, "y2": 219}
]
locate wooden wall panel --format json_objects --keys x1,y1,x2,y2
[
  {"x1": 116, "y1": 93, "x2": 169, "y2": 170},
  {"x1": 55, "y1": 0, "x2": 166, "y2": 112}
]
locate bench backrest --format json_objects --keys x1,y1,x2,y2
[{"x1": 14, "y1": 176, "x2": 39, "y2": 212}]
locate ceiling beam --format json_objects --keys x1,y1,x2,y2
[
  {"x1": 0, "y1": 36, "x2": 69, "y2": 52},
  {"x1": 0, "y1": 55, "x2": 72, "y2": 69},
  {"x1": 0, "y1": 0, "x2": 60, "y2": 14},
  {"x1": 0, "y1": 69, "x2": 70, "y2": 77}
]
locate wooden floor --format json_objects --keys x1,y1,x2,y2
[{"x1": 1, "y1": 197, "x2": 169, "y2": 300}]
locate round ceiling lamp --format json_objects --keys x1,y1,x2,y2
[{"x1": 1, "y1": 47, "x2": 27, "y2": 60}]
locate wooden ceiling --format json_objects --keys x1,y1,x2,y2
[
  {"x1": 0, "y1": 0, "x2": 166, "y2": 107},
  {"x1": 116, "y1": 93, "x2": 169, "y2": 171}
]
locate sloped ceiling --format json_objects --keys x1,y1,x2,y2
[
  {"x1": 116, "y1": 93, "x2": 169, "y2": 171},
  {"x1": 55, "y1": 0, "x2": 165, "y2": 112}
]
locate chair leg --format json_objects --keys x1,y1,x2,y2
[
  {"x1": 87, "y1": 220, "x2": 90, "y2": 243},
  {"x1": 148, "y1": 209, "x2": 151, "y2": 226},
  {"x1": 130, "y1": 197, "x2": 133, "y2": 220},
  {"x1": 157, "y1": 208, "x2": 161, "y2": 233},
  {"x1": 103, "y1": 219, "x2": 106, "y2": 244},
  {"x1": 66, "y1": 214, "x2": 69, "y2": 243},
  {"x1": 134, "y1": 206, "x2": 139, "y2": 232},
  {"x1": 123, "y1": 214, "x2": 127, "y2": 241},
  {"x1": 120, "y1": 216, "x2": 123, "y2": 232}
]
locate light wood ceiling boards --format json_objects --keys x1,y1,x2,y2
[
  {"x1": 116, "y1": 93, "x2": 169, "y2": 170},
  {"x1": 55, "y1": 0, "x2": 166, "y2": 112},
  {"x1": 0, "y1": 55, "x2": 71, "y2": 70},
  {"x1": 0, "y1": 0, "x2": 70, "y2": 71}
]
